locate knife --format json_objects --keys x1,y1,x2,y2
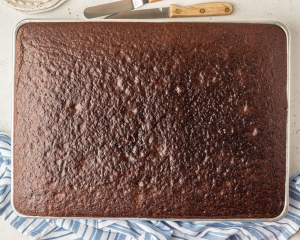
[
  {"x1": 106, "y1": 2, "x2": 233, "y2": 19},
  {"x1": 84, "y1": 0, "x2": 161, "y2": 19}
]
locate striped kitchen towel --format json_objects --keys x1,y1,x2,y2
[{"x1": 1, "y1": 132, "x2": 300, "y2": 240}]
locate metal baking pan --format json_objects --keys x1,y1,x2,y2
[{"x1": 11, "y1": 18, "x2": 291, "y2": 222}]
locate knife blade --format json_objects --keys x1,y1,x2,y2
[
  {"x1": 106, "y1": 2, "x2": 233, "y2": 19},
  {"x1": 84, "y1": 0, "x2": 160, "y2": 19}
]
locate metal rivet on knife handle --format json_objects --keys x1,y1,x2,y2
[
  {"x1": 175, "y1": 9, "x2": 181, "y2": 14},
  {"x1": 225, "y1": 7, "x2": 230, "y2": 12},
  {"x1": 200, "y1": 8, "x2": 205, "y2": 13}
]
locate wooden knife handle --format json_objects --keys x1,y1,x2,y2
[
  {"x1": 149, "y1": 0, "x2": 161, "y2": 3},
  {"x1": 169, "y1": 2, "x2": 233, "y2": 18}
]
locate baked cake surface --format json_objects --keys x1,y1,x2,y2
[{"x1": 14, "y1": 22, "x2": 287, "y2": 218}]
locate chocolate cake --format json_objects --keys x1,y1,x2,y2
[{"x1": 13, "y1": 22, "x2": 287, "y2": 218}]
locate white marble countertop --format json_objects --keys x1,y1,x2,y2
[{"x1": 0, "y1": 0, "x2": 300, "y2": 239}]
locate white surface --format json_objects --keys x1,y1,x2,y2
[
  {"x1": 2, "y1": 0, "x2": 67, "y2": 13},
  {"x1": 0, "y1": 0, "x2": 300, "y2": 239}
]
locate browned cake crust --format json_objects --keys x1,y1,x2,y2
[{"x1": 14, "y1": 22, "x2": 287, "y2": 218}]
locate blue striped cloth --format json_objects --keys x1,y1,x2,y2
[{"x1": 1, "y1": 132, "x2": 300, "y2": 240}]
